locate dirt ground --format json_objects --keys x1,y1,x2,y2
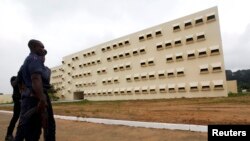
[
  {"x1": 0, "y1": 113, "x2": 207, "y2": 141},
  {"x1": 1, "y1": 94, "x2": 250, "y2": 141},
  {"x1": 1, "y1": 95, "x2": 250, "y2": 125},
  {"x1": 51, "y1": 95, "x2": 250, "y2": 125}
]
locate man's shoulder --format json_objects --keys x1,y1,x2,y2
[{"x1": 25, "y1": 53, "x2": 42, "y2": 63}]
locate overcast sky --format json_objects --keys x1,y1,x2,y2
[{"x1": 1, "y1": 0, "x2": 250, "y2": 94}]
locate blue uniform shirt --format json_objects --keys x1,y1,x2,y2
[{"x1": 20, "y1": 53, "x2": 50, "y2": 94}]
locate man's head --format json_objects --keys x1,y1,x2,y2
[
  {"x1": 28, "y1": 39, "x2": 45, "y2": 56},
  {"x1": 41, "y1": 49, "x2": 47, "y2": 63},
  {"x1": 10, "y1": 76, "x2": 17, "y2": 83}
]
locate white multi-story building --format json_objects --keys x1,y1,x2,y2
[{"x1": 51, "y1": 7, "x2": 228, "y2": 101}]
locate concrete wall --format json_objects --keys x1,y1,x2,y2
[
  {"x1": 51, "y1": 6, "x2": 228, "y2": 101},
  {"x1": 227, "y1": 80, "x2": 238, "y2": 93}
]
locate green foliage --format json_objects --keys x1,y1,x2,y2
[{"x1": 47, "y1": 85, "x2": 59, "y2": 101}]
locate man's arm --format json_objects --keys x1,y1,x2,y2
[{"x1": 31, "y1": 73, "x2": 47, "y2": 112}]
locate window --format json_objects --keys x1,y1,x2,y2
[
  {"x1": 148, "y1": 58, "x2": 155, "y2": 66},
  {"x1": 196, "y1": 32, "x2": 206, "y2": 41},
  {"x1": 96, "y1": 90, "x2": 101, "y2": 95},
  {"x1": 201, "y1": 81, "x2": 211, "y2": 91},
  {"x1": 119, "y1": 53, "x2": 124, "y2": 59},
  {"x1": 107, "y1": 78, "x2": 112, "y2": 84},
  {"x1": 165, "y1": 41, "x2": 172, "y2": 49},
  {"x1": 159, "y1": 85, "x2": 167, "y2": 93},
  {"x1": 146, "y1": 33, "x2": 153, "y2": 39},
  {"x1": 114, "y1": 88, "x2": 120, "y2": 95},
  {"x1": 139, "y1": 48, "x2": 146, "y2": 54},
  {"x1": 125, "y1": 51, "x2": 131, "y2": 57},
  {"x1": 119, "y1": 65, "x2": 124, "y2": 71},
  {"x1": 108, "y1": 89, "x2": 113, "y2": 95},
  {"x1": 149, "y1": 86, "x2": 156, "y2": 94},
  {"x1": 124, "y1": 39, "x2": 130, "y2": 45},
  {"x1": 139, "y1": 34, "x2": 145, "y2": 41},
  {"x1": 134, "y1": 74, "x2": 140, "y2": 81},
  {"x1": 155, "y1": 29, "x2": 162, "y2": 36},
  {"x1": 126, "y1": 75, "x2": 132, "y2": 82},
  {"x1": 178, "y1": 83, "x2": 186, "y2": 92},
  {"x1": 213, "y1": 80, "x2": 224, "y2": 90},
  {"x1": 140, "y1": 60, "x2": 147, "y2": 67},
  {"x1": 184, "y1": 20, "x2": 192, "y2": 29},
  {"x1": 91, "y1": 61, "x2": 96, "y2": 65},
  {"x1": 189, "y1": 82, "x2": 199, "y2": 92},
  {"x1": 156, "y1": 42, "x2": 163, "y2": 50},
  {"x1": 102, "y1": 79, "x2": 106, "y2": 85},
  {"x1": 113, "y1": 66, "x2": 118, "y2": 72},
  {"x1": 101, "y1": 48, "x2": 106, "y2": 52},
  {"x1": 141, "y1": 73, "x2": 148, "y2": 80},
  {"x1": 97, "y1": 59, "x2": 101, "y2": 64},
  {"x1": 174, "y1": 39, "x2": 182, "y2": 46},
  {"x1": 211, "y1": 62, "x2": 222, "y2": 72},
  {"x1": 120, "y1": 88, "x2": 125, "y2": 95},
  {"x1": 102, "y1": 69, "x2": 106, "y2": 73},
  {"x1": 158, "y1": 70, "x2": 166, "y2": 79},
  {"x1": 198, "y1": 48, "x2": 207, "y2": 57},
  {"x1": 113, "y1": 55, "x2": 118, "y2": 60},
  {"x1": 168, "y1": 84, "x2": 176, "y2": 93},
  {"x1": 114, "y1": 77, "x2": 119, "y2": 83},
  {"x1": 166, "y1": 54, "x2": 174, "y2": 63},
  {"x1": 125, "y1": 63, "x2": 131, "y2": 69},
  {"x1": 113, "y1": 44, "x2": 118, "y2": 49},
  {"x1": 132, "y1": 49, "x2": 139, "y2": 56},
  {"x1": 207, "y1": 13, "x2": 216, "y2": 22},
  {"x1": 142, "y1": 86, "x2": 148, "y2": 94},
  {"x1": 195, "y1": 17, "x2": 204, "y2": 25},
  {"x1": 187, "y1": 50, "x2": 196, "y2": 59},
  {"x1": 173, "y1": 24, "x2": 181, "y2": 32},
  {"x1": 176, "y1": 67, "x2": 185, "y2": 76},
  {"x1": 106, "y1": 46, "x2": 111, "y2": 51},
  {"x1": 118, "y1": 42, "x2": 123, "y2": 47},
  {"x1": 127, "y1": 88, "x2": 133, "y2": 94},
  {"x1": 167, "y1": 69, "x2": 175, "y2": 77},
  {"x1": 186, "y1": 35, "x2": 194, "y2": 44},
  {"x1": 107, "y1": 56, "x2": 112, "y2": 62},
  {"x1": 209, "y1": 45, "x2": 220, "y2": 55},
  {"x1": 134, "y1": 87, "x2": 141, "y2": 94},
  {"x1": 175, "y1": 53, "x2": 184, "y2": 61},
  {"x1": 200, "y1": 64, "x2": 209, "y2": 74},
  {"x1": 149, "y1": 71, "x2": 156, "y2": 79},
  {"x1": 102, "y1": 89, "x2": 107, "y2": 95}
]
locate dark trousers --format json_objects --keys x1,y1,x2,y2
[
  {"x1": 14, "y1": 97, "x2": 42, "y2": 141},
  {"x1": 14, "y1": 94, "x2": 56, "y2": 141},
  {"x1": 44, "y1": 93, "x2": 56, "y2": 141},
  {"x1": 6, "y1": 100, "x2": 21, "y2": 136}
]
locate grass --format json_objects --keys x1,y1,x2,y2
[{"x1": 1, "y1": 93, "x2": 250, "y2": 125}]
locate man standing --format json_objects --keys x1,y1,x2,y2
[
  {"x1": 5, "y1": 76, "x2": 21, "y2": 141},
  {"x1": 14, "y1": 39, "x2": 55, "y2": 141}
]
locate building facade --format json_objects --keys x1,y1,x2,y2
[{"x1": 51, "y1": 7, "x2": 228, "y2": 101}]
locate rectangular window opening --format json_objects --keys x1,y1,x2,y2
[
  {"x1": 146, "y1": 33, "x2": 153, "y2": 39},
  {"x1": 195, "y1": 18, "x2": 204, "y2": 25},
  {"x1": 155, "y1": 30, "x2": 162, "y2": 36},
  {"x1": 184, "y1": 21, "x2": 192, "y2": 29},
  {"x1": 207, "y1": 14, "x2": 216, "y2": 22}
]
